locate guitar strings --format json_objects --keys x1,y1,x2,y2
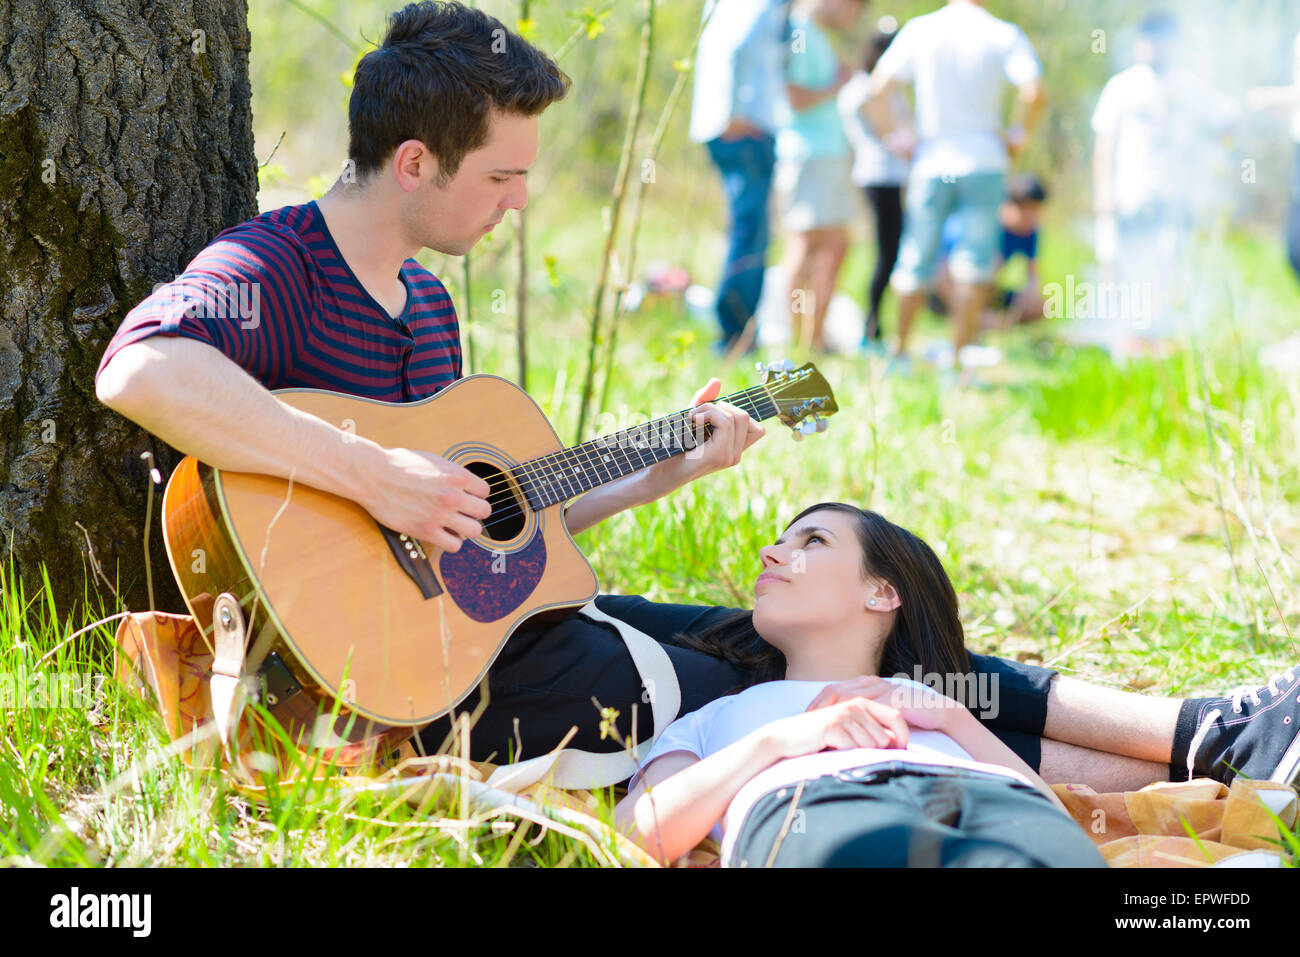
[
  {"x1": 471, "y1": 381, "x2": 773, "y2": 504},
  {"x1": 513, "y1": 382, "x2": 775, "y2": 495},
  {"x1": 427, "y1": 379, "x2": 802, "y2": 541},
  {"x1": 470, "y1": 383, "x2": 779, "y2": 536}
]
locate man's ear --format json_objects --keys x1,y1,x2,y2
[{"x1": 391, "y1": 139, "x2": 438, "y2": 192}]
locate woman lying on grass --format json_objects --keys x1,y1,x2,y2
[{"x1": 613, "y1": 502, "x2": 1106, "y2": 867}]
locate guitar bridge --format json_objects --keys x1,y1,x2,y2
[{"x1": 377, "y1": 523, "x2": 445, "y2": 600}]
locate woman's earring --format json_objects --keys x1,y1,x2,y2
[{"x1": 868, "y1": 599, "x2": 877, "y2": 607}]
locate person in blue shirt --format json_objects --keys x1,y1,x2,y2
[
  {"x1": 991, "y1": 174, "x2": 1046, "y2": 324},
  {"x1": 690, "y1": 0, "x2": 793, "y2": 355}
]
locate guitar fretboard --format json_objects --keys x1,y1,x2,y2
[{"x1": 510, "y1": 385, "x2": 780, "y2": 509}]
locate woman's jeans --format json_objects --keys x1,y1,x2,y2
[
  {"x1": 705, "y1": 134, "x2": 776, "y2": 350},
  {"x1": 730, "y1": 762, "x2": 1107, "y2": 868}
]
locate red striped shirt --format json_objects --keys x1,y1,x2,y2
[{"x1": 96, "y1": 201, "x2": 461, "y2": 401}]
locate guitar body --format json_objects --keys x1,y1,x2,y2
[{"x1": 161, "y1": 374, "x2": 598, "y2": 743}]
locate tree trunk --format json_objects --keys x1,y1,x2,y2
[{"x1": 0, "y1": 0, "x2": 257, "y2": 618}]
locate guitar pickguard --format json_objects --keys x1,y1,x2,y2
[{"x1": 438, "y1": 530, "x2": 547, "y2": 623}]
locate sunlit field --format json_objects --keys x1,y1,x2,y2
[{"x1": 3, "y1": 0, "x2": 1299, "y2": 866}]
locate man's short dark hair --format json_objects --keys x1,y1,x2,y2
[{"x1": 348, "y1": 1, "x2": 572, "y2": 184}]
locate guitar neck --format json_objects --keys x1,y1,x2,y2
[{"x1": 512, "y1": 384, "x2": 780, "y2": 509}]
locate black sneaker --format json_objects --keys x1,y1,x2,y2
[{"x1": 1181, "y1": 665, "x2": 1300, "y2": 787}]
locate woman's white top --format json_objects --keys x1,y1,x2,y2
[
  {"x1": 629, "y1": 677, "x2": 1034, "y2": 864},
  {"x1": 837, "y1": 70, "x2": 910, "y2": 187}
]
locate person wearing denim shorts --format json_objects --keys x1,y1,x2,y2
[{"x1": 864, "y1": 1, "x2": 1045, "y2": 373}]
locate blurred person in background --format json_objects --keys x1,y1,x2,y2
[
  {"x1": 927, "y1": 173, "x2": 1048, "y2": 338},
  {"x1": 1246, "y1": 26, "x2": 1300, "y2": 287},
  {"x1": 1246, "y1": 25, "x2": 1300, "y2": 372},
  {"x1": 691, "y1": 0, "x2": 793, "y2": 356},
  {"x1": 865, "y1": 0, "x2": 1045, "y2": 383},
  {"x1": 838, "y1": 17, "x2": 911, "y2": 353},
  {"x1": 1090, "y1": 12, "x2": 1241, "y2": 356},
  {"x1": 773, "y1": 0, "x2": 867, "y2": 355},
  {"x1": 989, "y1": 173, "x2": 1047, "y2": 327}
]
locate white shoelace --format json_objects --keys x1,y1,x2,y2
[{"x1": 1226, "y1": 666, "x2": 1299, "y2": 714}]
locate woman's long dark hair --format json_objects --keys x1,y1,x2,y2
[
  {"x1": 863, "y1": 24, "x2": 898, "y2": 74},
  {"x1": 674, "y1": 503, "x2": 972, "y2": 702}
]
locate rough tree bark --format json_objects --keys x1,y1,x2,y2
[{"x1": 0, "y1": 0, "x2": 257, "y2": 618}]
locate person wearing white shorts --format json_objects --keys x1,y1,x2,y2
[{"x1": 773, "y1": 0, "x2": 865, "y2": 353}]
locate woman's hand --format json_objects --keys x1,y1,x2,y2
[
  {"x1": 764, "y1": 695, "x2": 911, "y2": 759},
  {"x1": 881, "y1": 127, "x2": 916, "y2": 160},
  {"x1": 805, "y1": 676, "x2": 966, "y2": 733}
]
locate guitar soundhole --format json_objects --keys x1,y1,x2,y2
[{"x1": 466, "y1": 461, "x2": 526, "y2": 542}]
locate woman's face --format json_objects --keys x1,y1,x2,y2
[{"x1": 752, "y1": 508, "x2": 874, "y2": 644}]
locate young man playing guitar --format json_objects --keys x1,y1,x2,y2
[{"x1": 95, "y1": 1, "x2": 1300, "y2": 799}]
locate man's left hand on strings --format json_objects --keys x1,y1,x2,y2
[{"x1": 641, "y1": 378, "x2": 765, "y2": 497}]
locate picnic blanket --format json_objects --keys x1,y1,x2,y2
[{"x1": 112, "y1": 609, "x2": 1297, "y2": 868}]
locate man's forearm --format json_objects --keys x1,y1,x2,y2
[
  {"x1": 787, "y1": 82, "x2": 838, "y2": 113},
  {"x1": 95, "y1": 336, "x2": 380, "y2": 505},
  {"x1": 1018, "y1": 81, "x2": 1047, "y2": 136},
  {"x1": 865, "y1": 77, "x2": 905, "y2": 139},
  {"x1": 563, "y1": 471, "x2": 661, "y2": 536}
]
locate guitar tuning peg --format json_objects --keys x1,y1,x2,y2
[
  {"x1": 755, "y1": 361, "x2": 767, "y2": 372},
  {"x1": 780, "y1": 358, "x2": 794, "y2": 371},
  {"x1": 790, "y1": 425, "x2": 804, "y2": 442},
  {"x1": 815, "y1": 417, "x2": 828, "y2": 433},
  {"x1": 798, "y1": 418, "x2": 818, "y2": 436}
]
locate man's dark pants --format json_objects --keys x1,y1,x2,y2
[
  {"x1": 705, "y1": 133, "x2": 776, "y2": 351},
  {"x1": 413, "y1": 595, "x2": 1055, "y2": 776}
]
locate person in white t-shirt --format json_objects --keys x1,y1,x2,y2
[
  {"x1": 838, "y1": 20, "x2": 911, "y2": 348},
  {"x1": 1247, "y1": 26, "x2": 1300, "y2": 285},
  {"x1": 612, "y1": 502, "x2": 1106, "y2": 867},
  {"x1": 863, "y1": 0, "x2": 1045, "y2": 379},
  {"x1": 1090, "y1": 13, "x2": 1242, "y2": 352},
  {"x1": 690, "y1": 0, "x2": 793, "y2": 355}
]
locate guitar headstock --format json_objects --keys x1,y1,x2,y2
[{"x1": 757, "y1": 360, "x2": 839, "y2": 441}]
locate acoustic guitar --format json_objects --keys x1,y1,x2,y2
[{"x1": 161, "y1": 360, "x2": 838, "y2": 749}]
